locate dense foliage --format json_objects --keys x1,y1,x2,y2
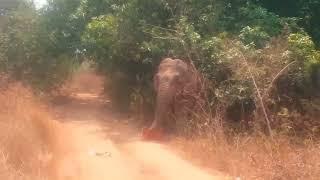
[
  {"x1": 0, "y1": 1, "x2": 81, "y2": 91},
  {"x1": 1, "y1": 0, "x2": 319, "y2": 135}
]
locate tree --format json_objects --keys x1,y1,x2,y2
[{"x1": 0, "y1": 1, "x2": 79, "y2": 91}]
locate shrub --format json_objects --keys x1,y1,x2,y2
[
  {"x1": 238, "y1": 4, "x2": 283, "y2": 36},
  {"x1": 0, "y1": 2, "x2": 80, "y2": 93},
  {"x1": 0, "y1": 81, "x2": 59, "y2": 180},
  {"x1": 285, "y1": 32, "x2": 320, "y2": 94},
  {"x1": 239, "y1": 26, "x2": 270, "y2": 48}
]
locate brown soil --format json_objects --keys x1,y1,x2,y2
[{"x1": 49, "y1": 71, "x2": 230, "y2": 180}]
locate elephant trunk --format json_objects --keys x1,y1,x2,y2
[{"x1": 151, "y1": 81, "x2": 174, "y2": 130}]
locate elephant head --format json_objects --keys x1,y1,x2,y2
[{"x1": 143, "y1": 58, "x2": 192, "y2": 139}]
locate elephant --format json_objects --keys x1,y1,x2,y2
[{"x1": 142, "y1": 58, "x2": 202, "y2": 140}]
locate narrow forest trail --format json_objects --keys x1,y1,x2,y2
[{"x1": 50, "y1": 71, "x2": 230, "y2": 180}]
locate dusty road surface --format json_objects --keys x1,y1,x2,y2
[{"x1": 50, "y1": 71, "x2": 230, "y2": 180}]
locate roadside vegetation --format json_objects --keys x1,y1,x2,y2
[
  {"x1": 0, "y1": 0, "x2": 320, "y2": 179},
  {"x1": 0, "y1": 78, "x2": 60, "y2": 180}
]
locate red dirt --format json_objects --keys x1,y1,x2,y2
[{"x1": 49, "y1": 71, "x2": 230, "y2": 180}]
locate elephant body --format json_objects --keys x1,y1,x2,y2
[{"x1": 143, "y1": 58, "x2": 201, "y2": 139}]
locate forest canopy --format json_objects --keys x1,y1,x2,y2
[{"x1": 1, "y1": 0, "x2": 320, "y2": 135}]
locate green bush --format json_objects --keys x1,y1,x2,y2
[
  {"x1": 288, "y1": 32, "x2": 316, "y2": 58},
  {"x1": 238, "y1": 4, "x2": 283, "y2": 36},
  {"x1": 0, "y1": 2, "x2": 80, "y2": 92},
  {"x1": 239, "y1": 26, "x2": 270, "y2": 48},
  {"x1": 2, "y1": 0, "x2": 320, "y2": 135},
  {"x1": 288, "y1": 32, "x2": 320, "y2": 88}
]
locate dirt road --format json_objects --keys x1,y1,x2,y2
[{"x1": 50, "y1": 72, "x2": 230, "y2": 180}]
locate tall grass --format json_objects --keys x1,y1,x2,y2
[
  {"x1": 0, "y1": 80, "x2": 60, "y2": 180},
  {"x1": 167, "y1": 36, "x2": 320, "y2": 179},
  {"x1": 171, "y1": 133, "x2": 320, "y2": 179},
  {"x1": 171, "y1": 102, "x2": 320, "y2": 179}
]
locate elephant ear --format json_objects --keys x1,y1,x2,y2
[{"x1": 177, "y1": 68, "x2": 191, "y2": 88}]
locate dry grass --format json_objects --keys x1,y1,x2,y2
[
  {"x1": 166, "y1": 38, "x2": 320, "y2": 180},
  {"x1": 171, "y1": 133, "x2": 320, "y2": 180},
  {"x1": 166, "y1": 37, "x2": 320, "y2": 179},
  {"x1": 0, "y1": 82, "x2": 61, "y2": 180}
]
